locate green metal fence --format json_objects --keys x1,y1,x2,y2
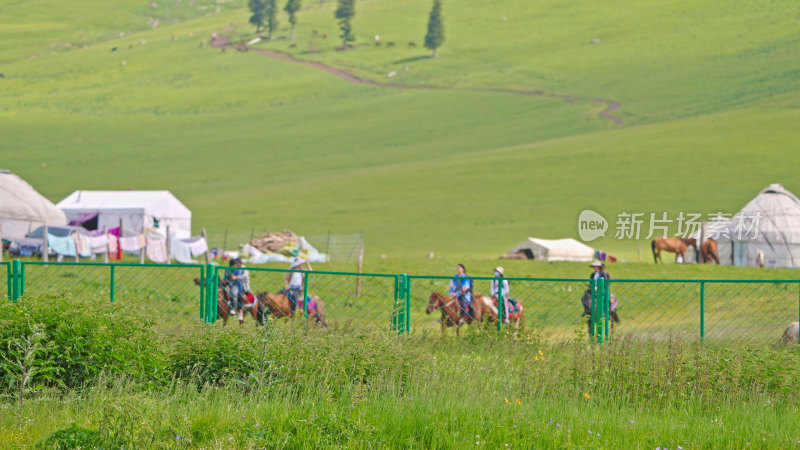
[{"x1": 4, "y1": 259, "x2": 799, "y2": 344}]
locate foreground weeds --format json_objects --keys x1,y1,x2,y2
[{"x1": 2, "y1": 295, "x2": 800, "y2": 448}]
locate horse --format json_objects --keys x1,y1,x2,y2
[
  {"x1": 651, "y1": 237, "x2": 697, "y2": 263},
  {"x1": 193, "y1": 278, "x2": 265, "y2": 326},
  {"x1": 580, "y1": 288, "x2": 620, "y2": 335},
  {"x1": 425, "y1": 292, "x2": 488, "y2": 335},
  {"x1": 256, "y1": 291, "x2": 328, "y2": 327},
  {"x1": 478, "y1": 295, "x2": 525, "y2": 333},
  {"x1": 701, "y1": 239, "x2": 720, "y2": 264}
]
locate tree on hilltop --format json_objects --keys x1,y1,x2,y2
[
  {"x1": 249, "y1": 0, "x2": 267, "y2": 33},
  {"x1": 284, "y1": 0, "x2": 302, "y2": 41},
  {"x1": 335, "y1": 0, "x2": 356, "y2": 48},
  {"x1": 265, "y1": 0, "x2": 279, "y2": 40},
  {"x1": 424, "y1": 0, "x2": 444, "y2": 58}
]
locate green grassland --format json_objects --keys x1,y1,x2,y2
[{"x1": 2, "y1": 0, "x2": 800, "y2": 262}]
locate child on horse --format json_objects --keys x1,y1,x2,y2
[
  {"x1": 449, "y1": 264, "x2": 473, "y2": 325},
  {"x1": 284, "y1": 257, "x2": 312, "y2": 314},
  {"x1": 490, "y1": 266, "x2": 518, "y2": 324}
]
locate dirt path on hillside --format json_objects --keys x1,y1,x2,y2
[{"x1": 210, "y1": 33, "x2": 622, "y2": 125}]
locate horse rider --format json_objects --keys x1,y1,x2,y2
[
  {"x1": 491, "y1": 266, "x2": 512, "y2": 324},
  {"x1": 224, "y1": 257, "x2": 250, "y2": 315},
  {"x1": 284, "y1": 257, "x2": 312, "y2": 314},
  {"x1": 449, "y1": 264, "x2": 473, "y2": 325}
]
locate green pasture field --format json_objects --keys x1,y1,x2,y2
[{"x1": 2, "y1": 0, "x2": 800, "y2": 261}]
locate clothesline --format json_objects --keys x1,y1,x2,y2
[{"x1": 47, "y1": 231, "x2": 208, "y2": 264}]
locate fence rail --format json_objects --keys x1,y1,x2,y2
[{"x1": 4, "y1": 259, "x2": 799, "y2": 345}]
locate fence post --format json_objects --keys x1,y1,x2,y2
[
  {"x1": 11, "y1": 259, "x2": 21, "y2": 302},
  {"x1": 589, "y1": 278, "x2": 596, "y2": 339},
  {"x1": 604, "y1": 278, "x2": 610, "y2": 341},
  {"x1": 404, "y1": 275, "x2": 411, "y2": 334},
  {"x1": 110, "y1": 265, "x2": 116, "y2": 302},
  {"x1": 303, "y1": 271, "x2": 310, "y2": 320},
  {"x1": 199, "y1": 265, "x2": 206, "y2": 321},
  {"x1": 210, "y1": 267, "x2": 219, "y2": 323},
  {"x1": 700, "y1": 281, "x2": 705, "y2": 342},
  {"x1": 496, "y1": 277, "x2": 503, "y2": 334}
]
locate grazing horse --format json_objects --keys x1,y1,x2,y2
[
  {"x1": 701, "y1": 239, "x2": 720, "y2": 264},
  {"x1": 193, "y1": 278, "x2": 265, "y2": 326},
  {"x1": 256, "y1": 291, "x2": 328, "y2": 327},
  {"x1": 651, "y1": 237, "x2": 697, "y2": 263}
]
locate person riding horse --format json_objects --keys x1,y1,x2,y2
[
  {"x1": 581, "y1": 260, "x2": 620, "y2": 330},
  {"x1": 490, "y1": 266, "x2": 511, "y2": 324},
  {"x1": 449, "y1": 264, "x2": 473, "y2": 325},
  {"x1": 284, "y1": 257, "x2": 312, "y2": 313},
  {"x1": 223, "y1": 257, "x2": 251, "y2": 318}
]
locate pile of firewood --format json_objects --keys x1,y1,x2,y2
[{"x1": 247, "y1": 230, "x2": 299, "y2": 253}]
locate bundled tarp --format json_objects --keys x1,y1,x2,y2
[
  {"x1": 0, "y1": 170, "x2": 66, "y2": 240},
  {"x1": 243, "y1": 232, "x2": 327, "y2": 264}
]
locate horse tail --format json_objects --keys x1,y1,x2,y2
[{"x1": 651, "y1": 239, "x2": 658, "y2": 263}]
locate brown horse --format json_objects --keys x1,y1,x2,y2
[
  {"x1": 425, "y1": 292, "x2": 489, "y2": 335},
  {"x1": 256, "y1": 291, "x2": 328, "y2": 327},
  {"x1": 701, "y1": 239, "x2": 720, "y2": 264},
  {"x1": 651, "y1": 237, "x2": 697, "y2": 263},
  {"x1": 479, "y1": 295, "x2": 525, "y2": 333},
  {"x1": 193, "y1": 278, "x2": 265, "y2": 326}
]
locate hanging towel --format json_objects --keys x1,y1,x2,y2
[
  {"x1": 120, "y1": 235, "x2": 145, "y2": 253},
  {"x1": 75, "y1": 234, "x2": 91, "y2": 258},
  {"x1": 182, "y1": 236, "x2": 208, "y2": 257},
  {"x1": 108, "y1": 234, "x2": 121, "y2": 259},
  {"x1": 145, "y1": 234, "x2": 168, "y2": 263},
  {"x1": 170, "y1": 236, "x2": 196, "y2": 264},
  {"x1": 48, "y1": 233, "x2": 77, "y2": 257},
  {"x1": 88, "y1": 234, "x2": 108, "y2": 252},
  {"x1": 107, "y1": 227, "x2": 120, "y2": 237}
]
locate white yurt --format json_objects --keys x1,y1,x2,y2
[
  {"x1": 0, "y1": 170, "x2": 66, "y2": 240},
  {"x1": 714, "y1": 184, "x2": 800, "y2": 268}
]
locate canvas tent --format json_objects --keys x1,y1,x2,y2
[
  {"x1": 57, "y1": 191, "x2": 191, "y2": 238},
  {"x1": 708, "y1": 184, "x2": 800, "y2": 268},
  {"x1": 507, "y1": 237, "x2": 595, "y2": 262},
  {"x1": 0, "y1": 170, "x2": 67, "y2": 241}
]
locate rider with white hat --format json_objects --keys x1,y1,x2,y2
[
  {"x1": 491, "y1": 266, "x2": 512, "y2": 324},
  {"x1": 284, "y1": 257, "x2": 312, "y2": 313}
]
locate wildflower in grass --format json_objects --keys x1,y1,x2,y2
[
  {"x1": 176, "y1": 435, "x2": 181, "y2": 441},
  {"x1": 584, "y1": 393, "x2": 591, "y2": 399},
  {"x1": 598, "y1": 434, "x2": 601, "y2": 437},
  {"x1": 557, "y1": 423, "x2": 561, "y2": 428},
  {"x1": 229, "y1": 437, "x2": 234, "y2": 441},
  {"x1": 568, "y1": 429, "x2": 571, "y2": 433},
  {"x1": 505, "y1": 398, "x2": 511, "y2": 405},
  {"x1": 539, "y1": 350, "x2": 544, "y2": 356},
  {"x1": 630, "y1": 420, "x2": 635, "y2": 424},
  {"x1": 550, "y1": 418, "x2": 553, "y2": 423},
  {"x1": 588, "y1": 430, "x2": 592, "y2": 434},
  {"x1": 534, "y1": 356, "x2": 539, "y2": 361},
  {"x1": 515, "y1": 398, "x2": 522, "y2": 405},
  {"x1": 410, "y1": 396, "x2": 414, "y2": 400},
  {"x1": 361, "y1": 413, "x2": 365, "y2": 417}
]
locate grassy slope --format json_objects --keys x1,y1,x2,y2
[{"x1": 2, "y1": 0, "x2": 800, "y2": 261}]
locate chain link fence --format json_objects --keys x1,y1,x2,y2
[{"x1": 5, "y1": 260, "x2": 799, "y2": 345}]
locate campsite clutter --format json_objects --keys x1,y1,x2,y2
[{"x1": 240, "y1": 229, "x2": 328, "y2": 264}]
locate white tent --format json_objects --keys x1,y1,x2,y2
[
  {"x1": 0, "y1": 170, "x2": 67, "y2": 241},
  {"x1": 507, "y1": 237, "x2": 595, "y2": 262},
  {"x1": 57, "y1": 190, "x2": 191, "y2": 238},
  {"x1": 711, "y1": 184, "x2": 800, "y2": 268}
]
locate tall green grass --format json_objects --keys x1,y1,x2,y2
[{"x1": 2, "y1": 294, "x2": 800, "y2": 448}]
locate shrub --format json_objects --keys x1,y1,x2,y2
[
  {"x1": 35, "y1": 423, "x2": 101, "y2": 449},
  {"x1": 0, "y1": 293, "x2": 167, "y2": 392}
]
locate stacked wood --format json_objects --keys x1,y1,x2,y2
[{"x1": 248, "y1": 230, "x2": 299, "y2": 253}]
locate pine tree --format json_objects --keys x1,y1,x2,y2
[
  {"x1": 424, "y1": 0, "x2": 444, "y2": 58},
  {"x1": 249, "y1": 0, "x2": 267, "y2": 33},
  {"x1": 265, "y1": 0, "x2": 279, "y2": 40},
  {"x1": 335, "y1": 0, "x2": 356, "y2": 48},
  {"x1": 284, "y1": 0, "x2": 302, "y2": 41}
]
